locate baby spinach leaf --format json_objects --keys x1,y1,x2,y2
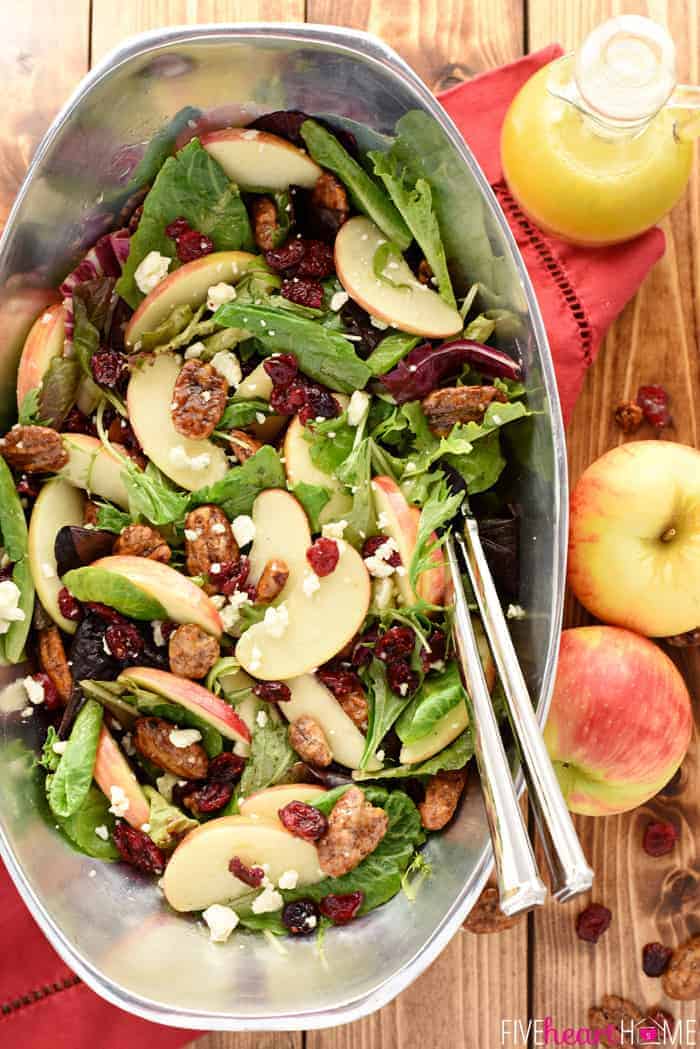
[
  {"x1": 52, "y1": 785, "x2": 120, "y2": 860},
  {"x1": 237, "y1": 710, "x2": 296, "y2": 799},
  {"x1": 48, "y1": 699, "x2": 103, "y2": 819},
  {"x1": 360, "y1": 660, "x2": 414, "y2": 769},
  {"x1": 218, "y1": 399, "x2": 271, "y2": 430},
  {"x1": 300, "y1": 119, "x2": 411, "y2": 250},
  {"x1": 143, "y1": 785, "x2": 198, "y2": 849},
  {"x1": 0, "y1": 455, "x2": 29, "y2": 566},
  {"x1": 307, "y1": 784, "x2": 353, "y2": 816},
  {"x1": 5, "y1": 557, "x2": 34, "y2": 663},
  {"x1": 124, "y1": 105, "x2": 201, "y2": 190},
  {"x1": 369, "y1": 150, "x2": 456, "y2": 307},
  {"x1": 71, "y1": 294, "x2": 101, "y2": 378},
  {"x1": 307, "y1": 413, "x2": 355, "y2": 474},
  {"x1": 117, "y1": 138, "x2": 254, "y2": 308},
  {"x1": 365, "y1": 333, "x2": 421, "y2": 377},
  {"x1": 292, "y1": 482, "x2": 331, "y2": 532},
  {"x1": 354, "y1": 729, "x2": 474, "y2": 782},
  {"x1": 63, "y1": 567, "x2": 167, "y2": 621},
  {"x1": 396, "y1": 662, "x2": 465, "y2": 744},
  {"x1": 189, "y1": 445, "x2": 285, "y2": 520},
  {"x1": 95, "y1": 502, "x2": 131, "y2": 534},
  {"x1": 212, "y1": 303, "x2": 371, "y2": 393},
  {"x1": 122, "y1": 460, "x2": 190, "y2": 528}
]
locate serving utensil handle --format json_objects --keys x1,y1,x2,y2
[
  {"x1": 445, "y1": 535, "x2": 547, "y2": 917},
  {"x1": 459, "y1": 521, "x2": 594, "y2": 902}
]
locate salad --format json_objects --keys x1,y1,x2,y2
[{"x1": 0, "y1": 108, "x2": 527, "y2": 943}]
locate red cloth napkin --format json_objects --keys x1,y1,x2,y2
[
  {"x1": 438, "y1": 44, "x2": 665, "y2": 423},
  {"x1": 0, "y1": 44, "x2": 664, "y2": 1048}
]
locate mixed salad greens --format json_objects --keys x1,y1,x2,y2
[{"x1": 1, "y1": 107, "x2": 527, "y2": 943}]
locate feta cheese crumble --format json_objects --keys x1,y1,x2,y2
[
  {"x1": 52, "y1": 740, "x2": 68, "y2": 756},
  {"x1": 231, "y1": 514, "x2": 256, "y2": 547},
  {"x1": 203, "y1": 904, "x2": 239, "y2": 942},
  {"x1": 169, "y1": 728, "x2": 202, "y2": 748},
  {"x1": 211, "y1": 350, "x2": 242, "y2": 388},
  {"x1": 263, "y1": 602, "x2": 289, "y2": 639},
  {"x1": 347, "y1": 389, "x2": 370, "y2": 427},
  {"x1": 156, "y1": 772, "x2": 179, "y2": 802},
  {"x1": 169, "y1": 445, "x2": 212, "y2": 472},
  {"x1": 277, "y1": 869, "x2": 299, "y2": 890},
  {"x1": 134, "y1": 251, "x2": 171, "y2": 295},
  {"x1": 507, "y1": 604, "x2": 526, "y2": 620},
  {"x1": 0, "y1": 579, "x2": 25, "y2": 634},
  {"x1": 251, "y1": 884, "x2": 284, "y2": 914},
  {"x1": 108, "y1": 785, "x2": 130, "y2": 818},
  {"x1": 94, "y1": 825, "x2": 109, "y2": 841},
  {"x1": 256, "y1": 709, "x2": 268, "y2": 728},
  {"x1": 220, "y1": 589, "x2": 252, "y2": 633},
  {"x1": 206, "y1": 282, "x2": 237, "y2": 312},
  {"x1": 364, "y1": 538, "x2": 400, "y2": 578},
  {"x1": 302, "y1": 572, "x2": 321, "y2": 597},
  {"x1": 321, "y1": 520, "x2": 348, "y2": 540},
  {"x1": 249, "y1": 645, "x2": 263, "y2": 673},
  {"x1": 329, "y1": 290, "x2": 349, "y2": 311},
  {"x1": 23, "y1": 675, "x2": 45, "y2": 705},
  {"x1": 152, "y1": 620, "x2": 166, "y2": 647},
  {"x1": 184, "y1": 342, "x2": 205, "y2": 360}
]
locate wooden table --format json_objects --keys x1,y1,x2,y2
[{"x1": 1, "y1": 2, "x2": 697, "y2": 1046}]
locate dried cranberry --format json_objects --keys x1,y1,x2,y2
[
  {"x1": 91, "y1": 349, "x2": 128, "y2": 389},
  {"x1": 421, "y1": 629, "x2": 448, "y2": 671},
  {"x1": 317, "y1": 668, "x2": 363, "y2": 698},
  {"x1": 112, "y1": 822, "x2": 165, "y2": 875},
  {"x1": 296, "y1": 240, "x2": 335, "y2": 278},
  {"x1": 176, "y1": 229, "x2": 214, "y2": 263},
  {"x1": 107, "y1": 415, "x2": 141, "y2": 452},
  {"x1": 643, "y1": 820, "x2": 679, "y2": 856},
  {"x1": 306, "y1": 537, "x2": 339, "y2": 577},
  {"x1": 208, "y1": 752, "x2": 245, "y2": 783},
  {"x1": 278, "y1": 800, "x2": 328, "y2": 841},
  {"x1": 62, "y1": 406, "x2": 97, "y2": 437},
  {"x1": 375, "y1": 626, "x2": 415, "y2": 662},
  {"x1": 264, "y1": 239, "x2": 306, "y2": 273},
  {"x1": 351, "y1": 629, "x2": 379, "y2": 668},
  {"x1": 362, "y1": 535, "x2": 402, "y2": 568},
  {"x1": 386, "y1": 659, "x2": 419, "y2": 696},
  {"x1": 253, "y1": 681, "x2": 292, "y2": 703},
  {"x1": 158, "y1": 620, "x2": 178, "y2": 643},
  {"x1": 269, "y1": 379, "x2": 308, "y2": 415},
  {"x1": 298, "y1": 386, "x2": 340, "y2": 427},
  {"x1": 228, "y1": 855, "x2": 265, "y2": 888},
  {"x1": 642, "y1": 942, "x2": 673, "y2": 977},
  {"x1": 319, "y1": 891, "x2": 364, "y2": 925},
  {"x1": 637, "y1": 385, "x2": 672, "y2": 429},
  {"x1": 282, "y1": 898, "x2": 319, "y2": 936},
  {"x1": 211, "y1": 557, "x2": 251, "y2": 597},
  {"x1": 281, "y1": 277, "x2": 324, "y2": 309},
  {"x1": 16, "y1": 474, "x2": 40, "y2": 500},
  {"x1": 104, "y1": 622, "x2": 144, "y2": 661},
  {"x1": 0, "y1": 562, "x2": 13, "y2": 583},
  {"x1": 263, "y1": 353, "x2": 298, "y2": 389},
  {"x1": 57, "y1": 586, "x2": 82, "y2": 622},
  {"x1": 575, "y1": 902, "x2": 612, "y2": 943},
  {"x1": 165, "y1": 216, "x2": 191, "y2": 239},
  {"x1": 179, "y1": 780, "x2": 234, "y2": 816},
  {"x1": 84, "y1": 602, "x2": 125, "y2": 623},
  {"x1": 32, "y1": 672, "x2": 61, "y2": 711}
]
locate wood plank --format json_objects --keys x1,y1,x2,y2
[
  {"x1": 0, "y1": 2, "x2": 90, "y2": 226},
  {"x1": 528, "y1": 0, "x2": 700, "y2": 1037}
]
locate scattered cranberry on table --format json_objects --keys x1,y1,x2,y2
[
  {"x1": 642, "y1": 942, "x2": 673, "y2": 977},
  {"x1": 636, "y1": 384, "x2": 672, "y2": 429},
  {"x1": 575, "y1": 903, "x2": 612, "y2": 943},
  {"x1": 643, "y1": 821, "x2": 679, "y2": 857}
]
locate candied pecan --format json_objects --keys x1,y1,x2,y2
[
  {"x1": 171, "y1": 360, "x2": 228, "y2": 439},
  {"x1": 113, "y1": 823, "x2": 165, "y2": 875},
  {"x1": 227, "y1": 429, "x2": 263, "y2": 464},
  {"x1": 311, "y1": 171, "x2": 349, "y2": 221},
  {"x1": 614, "y1": 400, "x2": 643, "y2": 433},
  {"x1": 417, "y1": 259, "x2": 433, "y2": 284},
  {"x1": 0, "y1": 425, "x2": 68, "y2": 473},
  {"x1": 256, "y1": 558, "x2": 290, "y2": 603},
  {"x1": 288, "y1": 715, "x2": 332, "y2": 768},
  {"x1": 317, "y1": 786, "x2": 388, "y2": 878},
  {"x1": 666, "y1": 627, "x2": 700, "y2": 647},
  {"x1": 421, "y1": 386, "x2": 508, "y2": 437},
  {"x1": 250, "y1": 196, "x2": 283, "y2": 253},
  {"x1": 419, "y1": 769, "x2": 467, "y2": 830},
  {"x1": 113, "y1": 523, "x2": 171, "y2": 563},
  {"x1": 184, "y1": 505, "x2": 238, "y2": 594},
  {"x1": 662, "y1": 935, "x2": 700, "y2": 1000},
  {"x1": 168, "y1": 623, "x2": 220, "y2": 679},
  {"x1": 37, "y1": 626, "x2": 72, "y2": 703},
  {"x1": 133, "y1": 716, "x2": 209, "y2": 780},
  {"x1": 463, "y1": 886, "x2": 524, "y2": 934},
  {"x1": 317, "y1": 669, "x2": 369, "y2": 733},
  {"x1": 83, "y1": 500, "x2": 100, "y2": 527},
  {"x1": 588, "y1": 995, "x2": 643, "y2": 1047}
]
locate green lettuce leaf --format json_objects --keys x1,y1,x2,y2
[
  {"x1": 138, "y1": 304, "x2": 194, "y2": 351},
  {"x1": 218, "y1": 399, "x2": 271, "y2": 430},
  {"x1": 95, "y1": 502, "x2": 131, "y2": 534},
  {"x1": 189, "y1": 445, "x2": 285, "y2": 520},
  {"x1": 360, "y1": 660, "x2": 414, "y2": 769},
  {"x1": 396, "y1": 662, "x2": 465, "y2": 744},
  {"x1": 307, "y1": 413, "x2": 355, "y2": 474},
  {"x1": 365, "y1": 333, "x2": 421, "y2": 377},
  {"x1": 52, "y1": 785, "x2": 120, "y2": 860},
  {"x1": 121, "y1": 459, "x2": 190, "y2": 528},
  {"x1": 63, "y1": 567, "x2": 167, "y2": 620},
  {"x1": 354, "y1": 729, "x2": 474, "y2": 781},
  {"x1": 0, "y1": 456, "x2": 33, "y2": 662},
  {"x1": 38, "y1": 726, "x2": 62, "y2": 772},
  {"x1": 237, "y1": 708, "x2": 296, "y2": 800},
  {"x1": 143, "y1": 785, "x2": 198, "y2": 849},
  {"x1": 48, "y1": 700, "x2": 103, "y2": 819},
  {"x1": 117, "y1": 138, "x2": 254, "y2": 308},
  {"x1": 291, "y1": 482, "x2": 331, "y2": 532},
  {"x1": 408, "y1": 477, "x2": 463, "y2": 596}
]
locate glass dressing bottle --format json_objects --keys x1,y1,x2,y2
[{"x1": 500, "y1": 16, "x2": 700, "y2": 245}]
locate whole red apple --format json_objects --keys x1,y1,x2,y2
[
  {"x1": 544, "y1": 626, "x2": 692, "y2": 816},
  {"x1": 568, "y1": 441, "x2": 700, "y2": 637}
]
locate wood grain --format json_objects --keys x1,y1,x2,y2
[{"x1": 529, "y1": 0, "x2": 700, "y2": 1039}]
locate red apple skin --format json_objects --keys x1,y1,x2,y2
[
  {"x1": 544, "y1": 627, "x2": 692, "y2": 816},
  {"x1": 0, "y1": 286, "x2": 60, "y2": 432},
  {"x1": 93, "y1": 726, "x2": 150, "y2": 829},
  {"x1": 372, "y1": 476, "x2": 445, "y2": 605},
  {"x1": 16, "y1": 303, "x2": 65, "y2": 408},
  {"x1": 568, "y1": 441, "x2": 700, "y2": 637}
]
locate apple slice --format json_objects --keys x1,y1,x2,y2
[
  {"x1": 93, "y1": 725, "x2": 150, "y2": 829},
  {"x1": 372, "y1": 475, "x2": 445, "y2": 606},
  {"x1": 236, "y1": 489, "x2": 371, "y2": 679},
  {"x1": 282, "y1": 673, "x2": 380, "y2": 771},
  {"x1": 81, "y1": 556, "x2": 223, "y2": 636},
  {"x1": 334, "y1": 216, "x2": 463, "y2": 338},
  {"x1": 28, "y1": 478, "x2": 85, "y2": 633},
  {"x1": 233, "y1": 360, "x2": 285, "y2": 441},
  {"x1": 283, "y1": 399, "x2": 352, "y2": 527},
  {"x1": 162, "y1": 813, "x2": 324, "y2": 912},
  {"x1": 60, "y1": 433, "x2": 130, "y2": 507},
  {"x1": 127, "y1": 352, "x2": 228, "y2": 491},
  {"x1": 16, "y1": 303, "x2": 66, "y2": 409},
  {"x1": 120, "y1": 666, "x2": 250, "y2": 745},
  {"x1": 124, "y1": 250, "x2": 256, "y2": 347},
  {"x1": 0, "y1": 286, "x2": 59, "y2": 431},
  {"x1": 399, "y1": 625, "x2": 496, "y2": 765},
  {"x1": 200, "y1": 128, "x2": 322, "y2": 192},
  {"x1": 239, "y1": 783, "x2": 326, "y2": 821}
]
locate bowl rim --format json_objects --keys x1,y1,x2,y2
[{"x1": 0, "y1": 22, "x2": 568, "y2": 1031}]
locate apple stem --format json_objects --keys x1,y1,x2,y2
[{"x1": 661, "y1": 526, "x2": 677, "y2": 542}]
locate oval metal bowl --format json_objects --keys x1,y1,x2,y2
[{"x1": 0, "y1": 24, "x2": 567, "y2": 1031}]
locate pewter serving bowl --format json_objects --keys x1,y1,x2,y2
[{"x1": 0, "y1": 24, "x2": 566, "y2": 1030}]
